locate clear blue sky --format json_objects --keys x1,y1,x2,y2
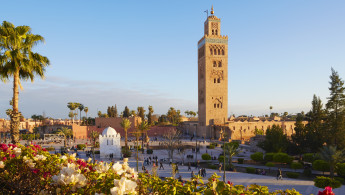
[{"x1": 1, "y1": 0, "x2": 345, "y2": 119}]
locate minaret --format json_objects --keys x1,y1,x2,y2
[{"x1": 197, "y1": 6, "x2": 228, "y2": 138}]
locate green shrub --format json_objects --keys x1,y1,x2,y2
[
  {"x1": 335, "y1": 163, "x2": 345, "y2": 178},
  {"x1": 146, "y1": 149, "x2": 153, "y2": 154},
  {"x1": 314, "y1": 176, "x2": 341, "y2": 189},
  {"x1": 264, "y1": 153, "x2": 274, "y2": 161},
  {"x1": 122, "y1": 148, "x2": 132, "y2": 157},
  {"x1": 238, "y1": 158, "x2": 244, "y2": 164},
  {"x1": 265, "y1": 162, "x2": 275, "y2": 167},
  {"x1": 334, "y1": 177, "x2": 345, "y2": 184},
  {"x1": 218, "y1": 155, "x2": 228, "y2": 163},
  {"x1": 207, "y1": 145, "x2": 215, "y2": 149},
  {"x1": 290, "y1": 162, "x2": 303, "y2": 171},
  {"x1": 303, "y1": 153, "x2": 314, "y2": 163},
  {"x1": 250, "y1": 152, "x2": 263, "y2": 163},
  {"x1": 77, "y1": 144, "x2": 86, "y2": 150},
  {"x1": 313, "y1": 160, "x2": 330, "y2": 174},
  {"x1": 273, "y1": 153, "x2": 292, "y2": 164},
  {"x1": 45, "y1": 146, "x2": 55, "y2": 151},
  {"x1": 286, "y1": 172, "x2": 299, "y2": 178},
  {"x1": 202, "y1": 153, "x2": 212, "y2": 160},
  {"x1": 94, "y1": 150, "x2": 100, "y2": 154},
  {"x1": 246, "y1": 167, "x2": 256, "y2": 174},
  {"x1": 208, "y1": 164, "x2": 217, "y2": 169}
]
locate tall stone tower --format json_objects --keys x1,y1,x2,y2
[{"x1": 197, "y1": 6, "x2": 228, "y2": 138}]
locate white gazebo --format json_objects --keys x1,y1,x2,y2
[{"x1": 99, "y1": 126, "x2": 121, "y2": 159}]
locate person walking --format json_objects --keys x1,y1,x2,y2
[
  {"x1": 191, "y1": 171, "x2": 194, "y2": 178},
  {"x1": 188, "y1": 162, "x2": 191, "y2": 171},
  {"x1": 219, "y1": 163, "x2": 222, "y2": 172},
  {"x1": 277, "y1": 168, "x2": 283, "y2": 180},
  {"x1": 159, "y1": 162, "x2": 164, "y2": 170}
]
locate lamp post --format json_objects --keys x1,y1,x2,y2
[{"x1": 220, "y1": 128, "x2": 226, "y2": 182}]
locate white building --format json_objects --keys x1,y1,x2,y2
[{"x1": 99, "y1": 126, "x2": 121, "y2": 159}]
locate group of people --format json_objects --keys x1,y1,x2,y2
[
  {"x1": 255, "y1": 168, "x2": 266, "y2": 175},
  {"x1": 144, "y1": 156, "x2": 159, "y2": 166}
]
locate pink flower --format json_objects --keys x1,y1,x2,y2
[
  {"x1": 42, "y1": 148, "x2": 47, "y2": 152},
  {"x1": 318, "y1": 186, "x2": 335, "y2": 195},
  {"x1": 2, "y1": 157, "x2": 7, "y2": 161},
  {"x1": 43, "y1": 172, "x2": 50, "y2": 178}
]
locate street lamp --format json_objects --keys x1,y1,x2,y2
[{"x1": 220, "y1": 128, "x2": 226, "y2": 182}]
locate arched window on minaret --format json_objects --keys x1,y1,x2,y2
[
  {"x1": 210, "y1": 49, "x2": 213, "y2": 55},
  {"x1": 217, "y1": 78, "x2": 221, "y2": 83},
  {"x1": 222, "y1": 49, "x2": 225, "y2": 55},
  {"x1": 215, "y1": 29, "x2": 218, "y2": 35},
  {"x1": 214, "y1": 49, "x2": 217, "y2": 55},
  {"x1": 214, "y1": 78, "x2": 216, "y2": 83},
  {"x1": 218, "y1": 49, "x2": 221, "y2": 55},
  {"x1": 213, "y1": 61, "x2": 217, "y2": 67},
  {"x1": 218, "y1": 61, "x2": 222, "y2": 67},
  {"x1": 212, "y1": 30, "x2": 214, "y2": 35}
]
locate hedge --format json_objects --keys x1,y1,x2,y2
[
  {"x1": 246, "y1": 167, "x2": 256, "y2": 174},
  {"x1": 202, "y1": 153, "x2": 212, "y2": 160},
  {"x1": 250, "y1": 152, "x2": 263, "y2": 162},
  {"x1": 314, "y1": 176, "x2": 342, "y2": 189},
  {"x1": 122, "y1": 148, "x2": 132, "y2": 157},
  {"x1": 313, "y1": 160, "x2": 330, "y2": 174},
  {"x1": 286, "y1": 172, "x2": 299, "y2": 178},
  {"x1": 218, "y1": 155, "x2": 228, "y2": 163},
  {"x1": 264, "y1": 153, "x2": 274, "y2": 161},
  {"x1": 335, "y1": 163, "x2": 345, "y2": 178},
  {"x1": 77, "y1": 144, "x2": 86, "y2": 150},
  {"x1": 208, "y1": 164, "x2": 217, "y2": 169},
  {"x1": 273, "y1": 153, "x2": 292, "y2": 164},
  {"x1": 290, "y1": 162, "x2": 303, "y2": 171},
  {"x1": 238, "y1": 158, "x2": 244, "y2": 164},
  {"x1": 265, "y1": 162, "x2": 275, "y2": 167}
]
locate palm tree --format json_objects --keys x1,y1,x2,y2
[
  {"x1": 224, "y1": 143, "x2": 239, "y2": 169},
  {"x1": 57, "y1": 127, "x2": 72, "y2": 147},
  {"x1": 84, "y1": 107, "x2": 88, "y2": 124},
  {"x1": 0, "y1": 21, "x2": 50, "y2": 144},
  {"x1": 269, "y1": 106, "x2": 273, "y2": 117},
  {"x1": 319, "y1": 145, "x2": 345, "y2": 178},
  {"x1": 78, "y1": 104, "x2": 84, "y2": 122},
  {"x1": 67, "y1": 102, "x2": 78, "y2": 123},
  {"x1": 138, "y1": 121, "x2": 150, "y2": 153},
  {"x1": 120, "y1": 118, "x2": 132, "y2": 148}
]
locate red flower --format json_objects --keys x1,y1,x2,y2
[
  {"x1": 42, "y1": 148, "x2": 47, "y2": 152},
  {"x1": 32, "y1": 169, "x2": 39, "y2": 174},
  {"x1": 10, "y1": 154, "x2": 15, "y2": 158},
  {"x1": 2, "y1": 157, "x2": 7, "y2": 161},
  {"x1": 318, "y1": 186, "x2": 335, "y2": 195},
  {"x1": 43, "y1": 172, "x2": 51, "y2": 178}
]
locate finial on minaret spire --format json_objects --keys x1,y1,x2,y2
[{"x1": 210, "y1": 5, "x2": 214, "y2": 15}]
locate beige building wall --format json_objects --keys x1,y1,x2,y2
[{"x1": 198, "y1": 9, "x2": 228, "y2": 138}]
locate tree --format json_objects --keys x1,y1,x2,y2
[
  {"x1": 147, "y1": 105, "x2": 154, "y2": 125},
  {"x1": 269, "y1": 106, "x2": 273, "y2": 116},
  {"x1": 114, "y1": 105, "x2": 118, "y2": 117},
  {"x1": 123, "y1": 106, "x2": 130, "y2": 118},
  {"x1": 67, "y1": 102, "x2": 78, "y2": 123},
  {"x1": 84, "y1": 107, "x2": 89, "y2": 123},
  {"x1": 224, "y1": 142, "x2": 239, "y2": 168},
  {"x1": 305, "y1": 95, "x2": 326, "y2": 152},
  {"x1": 120, "y1": 118, "x2": 131, "y2": 148},
  {"x1": 57, "y1": 127, "x2": 72, "y2": 147},
  {"x1": 258, "y1": 124, "x2": 289, "y2": 153},
  {"x1": 161, "y1": 128, "x2": 181, "y2": 162},
  {"x1": 138, "y1": 121, "x2": 150, "y2": 153},
  {"x1": 78, "y1": 104, "x2": 84, "y2": 121},
  {"x1": 137, "y1": 107, "x2": 146, "y2": 121},
  {"x1": 319, "y1": 145, "x2": 345, "y2": 178},
  {"x1": 291, "y1": 113, "x2": 307, "y2": 154},
  {"x1": 325, "y1": 68, "x2": 345, "y2": 149},
  {"x1": 167, "y1": 107, "x2": 181, "y2": 125},
  {"x1": 0, "y1": 21, "x2": 50, "y2": 144}
]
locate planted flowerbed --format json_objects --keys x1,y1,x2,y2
[{"x1": 0, "y1": 143, "x2": 333, "y2": 194}]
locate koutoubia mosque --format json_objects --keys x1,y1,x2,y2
[{"x1": 182, "y1": 6, "x2": 302, "y2": 141}]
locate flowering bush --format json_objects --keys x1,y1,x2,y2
[{"x1": 0, "y1": 143, "x2": 304, "y2": 194}]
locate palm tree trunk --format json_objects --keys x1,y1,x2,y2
[
  {"x1": 11, "y1": 71, "x2": 20, "y2": 144},
  {"x1": 125, "y1": 129, "x2": 128, "y2": 148}
]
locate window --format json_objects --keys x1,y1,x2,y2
[
  {"x1": 210, "y1": 49, "x2": 213, "y2": 55},
  {"x1": 233, "y1": 127, "x2": 235, "y2": 130},
  {"x1": 213, "y1": 61, "x2": 217, "y2": 67},
  {"x1": 215, "y1": 29, "x2": 218, "y2": 35},
  {"x1": 222, "y1": 49, "x2": 225, "y2": 55},
  {"x1": 218, "y1": 49, "x2": 221, "y2": 55},
  {"x1": 212, "y1": 29, "x2": 214, "y2": 35},
  {"x1": 214, "y1": 49, "x2": 217, "y2": 55},
  {"x1": 217, "y1": 78, "x2": 220, "y2": 83},
  {"x1": 218, "y1": 61, "x2": 222, "y2": 67},
  {"x1": 214, "y1": 78, "x2": 216, "y2": 83},
  {"x1": 107, "y1": 140, "x2": 109, "y2": 145},
  {"x1": 217, "y1": 104, "x2": 220, "y2": 108},
  {"x1": 214, "y1": 104, "x2": 216, "y2": 108}
]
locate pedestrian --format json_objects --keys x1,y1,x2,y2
[
  {"x1": 219, "y1": 163, "x2": 222, "y2": 172},
  {"x1": 191, "y1": 171, "x2": 194, "y2": 178},
  {"x1": 277, "y1": 168, "x2": 283, "y2": 180},
  {"x1": 188, "y1": 162, "x2": 191, "y2": 171},
  {"x1": 159, "y1": 162, "x2": 164, "y2": 170},
  {"x1": 176, "y1": 164, "x2": 179, "y2": 173}
]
